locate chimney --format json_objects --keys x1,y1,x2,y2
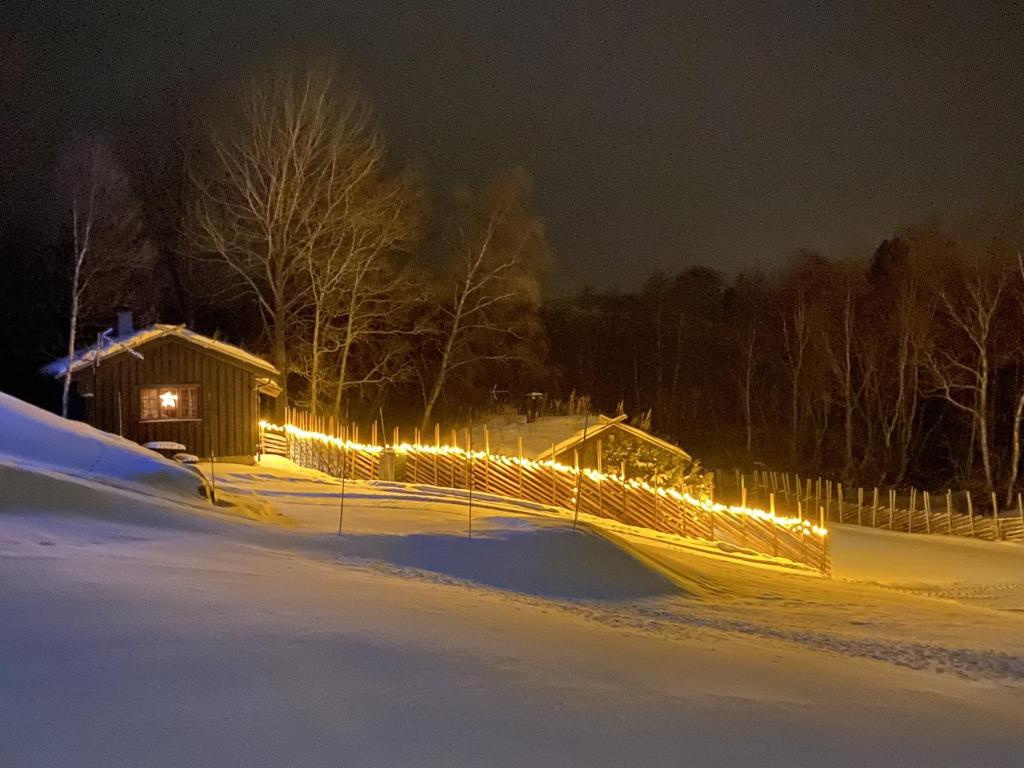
[{"x1": 117, "y1": 310, "x2": 134, "y2": 338}]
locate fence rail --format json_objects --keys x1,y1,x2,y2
[
  {"x1": 259, "y1": 418, "x2": 830, "y2": 573},
  {"x1": 719, "y1": 468, "x2": 1024, "y2": 544}
]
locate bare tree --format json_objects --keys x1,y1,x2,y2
[
  {"x1": 1001, "y1": 251, "x2": 1024, "y2": 506},
  {"x1": 419, "y1": 170, "x2": 549, "y2": 429},
  {"x1": 56, "y1": 138, "x2": 140, "y2": 417},
  {"x1": 189, "y1": 66, "x2": 381, "y2": 412},
  {"x1": 926, "y1": 260, "x2": 1005, "y2": 496},
  {"x1": 288, "y1": 168, "x2": 422, "y2": 415}
]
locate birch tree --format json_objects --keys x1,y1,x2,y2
[
  {"x1": 419, "y1": 169, "x2": 549, "y2": 429},
  {"x1": 56, "y1": 138, "x2": 140, "y2": 417},
  {"x1": 926, "y1": 258, "x2": 1004, "y2": 496},
  {"x1": 189, "y1": 66, "x2": 382, "y2": 412}
]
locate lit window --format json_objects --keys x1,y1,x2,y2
[{"x1": 140, "y1": 386, "x2": 200, "y2": 421}]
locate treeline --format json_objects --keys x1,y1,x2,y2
[
  {"x1": 546, "y1": 230, "x2": 1024, "y2": 503},
  {"x1": 27, "y1": 66, "x2": 550, "y2": 428},
  {"x1": 9, "y1": 63, "x2": 1024, "y2": 501}
]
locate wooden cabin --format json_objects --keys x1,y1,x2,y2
[
  {"x1": 42, "y1": 318, "x2": 281, "y2": 462},
  {"x1": 536, "y1": 414, "x2": 694, "y2": 483}
]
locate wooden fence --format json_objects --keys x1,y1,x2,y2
[
  {"x1": 719, "y1": 468, "x2": 1024, "y2": 544},
  {"x1": 259, "y1": 418, "x2": 830, "y2": 573}
]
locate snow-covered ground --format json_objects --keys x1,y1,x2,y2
[
  {"x1": 3, "y1": 395, "x2": 1024, "y2": 766},
  {"x1": 468, "y1": 414, "x2": 587, "y2": 456}
]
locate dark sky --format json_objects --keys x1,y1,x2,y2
[{"x1": 5, "y1": 1, "x2": 1023, "y2": 291}]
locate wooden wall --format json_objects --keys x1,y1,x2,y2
[{"x1": 72, "y1": 336, "x2": 261, "y2": 459}]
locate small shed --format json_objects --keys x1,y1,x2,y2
[
  {"x1": 536, "y1": 414, "x2": 694, "y2": 484},
  {"x1": 42, "y1": 321, "x2": 281, "y2": 462}
]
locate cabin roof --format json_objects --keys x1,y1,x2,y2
[
  {"x1": 535, "y1": 414, "x2": 692, "y2": 462},
  {"x1": 41, "y1": 324, "x2": 280, "y2": 383}
]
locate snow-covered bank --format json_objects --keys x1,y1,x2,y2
[
  {"x1": 4, "y1": 397, "x2": 1024, "y2": 766},
  {"x1": 0, "y1": 391, "x2": 203, "y2": 504},
  {"x1": 4, "y1": 506, "x2": 1024, "y2": 768}
]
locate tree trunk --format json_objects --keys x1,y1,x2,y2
[
  {"x1": 977, "y1": 352, "x2": 994, "y2": 496},
  {"x1": 1004, "y1": 386, "x2": 1024, "y2": 508},
  {"x1": 61, "y1": 275, "x2": 80, "y2": 419},
  {"x1": 331, "y1": 288, "x2": 362, "y2": 420},
  {"x1": 272, "y1": 301, "x2": 288, "y2": 421},
  {"x1": 309, "y1": 308, "x2": 322, "y2": 416},
  {"x1": 420, "y1": 341, "x2": 452, "y2": 432}
]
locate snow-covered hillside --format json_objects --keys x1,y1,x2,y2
[
  {"x1": 3, "y1": 393, "x2": 1024, "y2": 766},
  {"x1": 0, "y1": 391, "x2": 204, "y2": 504}
]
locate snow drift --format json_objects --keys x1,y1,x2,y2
[{"x1": 0, "y1": 391, "x2": 205, "y2": 505}]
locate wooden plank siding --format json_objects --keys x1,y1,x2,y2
[{"x1": 71, "y1": 336, "x2": 265, "y2": 460}]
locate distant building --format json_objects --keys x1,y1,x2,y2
[
  {"x1": 42, "y1": 315, "x2": 280, "y2": 462},
  {"x1": 535, "y1": 414, "x2": 694, "y2": 484}
]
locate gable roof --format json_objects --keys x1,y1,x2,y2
[
  {"x1": 536, "y1": 414, "x2": 692, "y2": 462},
  {"x1": 41, "y1": 324, "x2": 280, "y2": 380}
]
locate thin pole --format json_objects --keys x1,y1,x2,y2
[
  {"x1": 337, "y1": 440, "x2": 348, "y2": 535},
  {"x1": 208, "y1": 402, "x2": 217, "y2": 503},
  {"x1": 467, "y1": 424, "x2": 473, "y2": 540},
  {"x1": 208, "y1": 453, "x2": 217, "y2": 504},
  {"x1": 572, "y1": 412, "x2": 591, "y2": 533}
]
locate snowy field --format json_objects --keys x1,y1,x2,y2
[{"x1": 3, "y1": 394, "x2": 1024, "y2": 766}]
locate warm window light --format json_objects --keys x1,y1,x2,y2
[{"x1": 160, "y1": 390, "x2": 179, "y2": 409}]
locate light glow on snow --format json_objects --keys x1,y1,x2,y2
[{"x1": 259, "y1": 420, "x2": 828, "y2": 538}]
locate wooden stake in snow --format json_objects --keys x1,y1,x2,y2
[
  {"x1": 572, "y1": 413, "x2": 591, "y2": 534},
  {"x1": 991, "y1": 492, "x2": 1001, "y2": 540},
  {"x1": 517, "y1": 435, "x2": 525, "y2": 498},
  {"x1": 966, "y1": 490, "x2": 976, "y2": 537},
  {"x1": 337, "y1": 439, "x2": 348, "y2": 536},
  {"x1": 467, "y1": 427, "x2": 474, "y2": 540}
]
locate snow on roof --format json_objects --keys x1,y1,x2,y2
[
  {"x1": 41, "y1": 324, "x2": 279, "y2": 378},
  {"x1": 536, "y1": 414, "x2": 692, "y2": 462}
]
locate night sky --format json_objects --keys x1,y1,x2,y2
[{"x1": 4, "y1": 1, "x2": 1023, "y2": 291}]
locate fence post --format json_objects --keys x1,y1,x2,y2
[
  {"x1": 551, "y1": 443, "x2": 558, "y2": 505},
  {"x1": 946, "y1": 489, "x2": 953, "y2": 534},
  {"x1": 770, "y1": 493, "x2": 778, "y2": 556},
  {"x1": 517, "y1": 435, "x2": 525, "y2": 498},
  {"x1": 708, "y1": 487, "x2": 715, "y2": 541},
  {"x1": 857, "y1": 486, "x2": 863, "y2": 526},
  {"x1": 908, "y1": 488, "x2": 915, "y2": 533},
  {"x1": 872, "y1": 487, "x2": 879, "y2": 528},
  {"x1": 888, "y1": 489, "x2": 895, "y2": 530},
  {"x1": 966, "y1": 491, "x2": 976, "y2": 537},
  {"x1": 923, "y1": 491, "x2": 931, "y2": 534},
  {"x1": 679, "y1": 480, "x2": 688, "y2": 537},
  {"x1": 991, "y1": 492, "x2": 1002, "y2": 540},
  {"x1": 1018, "y1": 493, "x2": 1024, "y2": 534},
  {"x1": 621, "y1": 462, "x2": 628, "y2": 524},
  {"x1": 433, "y1": 424, "x2": 440, "y2": 485}
]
